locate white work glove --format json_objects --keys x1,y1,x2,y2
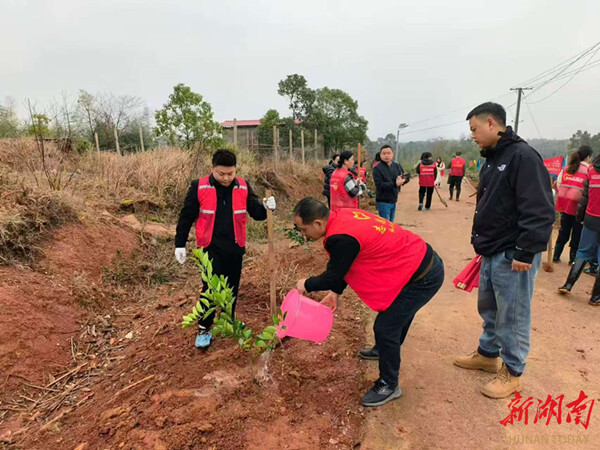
[
  {"x1": 175, "y1": 247, "x2": 186, "y2": 264},
  {"x1": 263, "y1": 196, "x2": 276, "y2": 211}
]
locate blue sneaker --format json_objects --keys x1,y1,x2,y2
[{"x1": 195, "y1": 331, "x2": 212, "y2": 349}]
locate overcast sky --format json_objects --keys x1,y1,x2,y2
[{"x1": 2, "y1": 0, "x2": 599, "y2": 142}]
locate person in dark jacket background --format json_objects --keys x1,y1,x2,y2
[
  {"x1": 454, "y1": 103, "x2": 554, "y2": 399},
  {"x1": 322, "y1": 154, "x2": 340, "y2": 208},
  {"x1": 175, "y1": 149, "x2": 277, "y2": 349},
  {"x1": 373, "y1": 145, "x2": 406, "y2": 222},
  {"x1": 558, "y1": 153, "x2": 600, "y2": 306}
]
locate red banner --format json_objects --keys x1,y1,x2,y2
[{"x1": 544, "y1": 156, "x2": 563, "y2": 176}]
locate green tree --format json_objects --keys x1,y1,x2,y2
[
  {"x1": 308, "y1": 87, "x2": 368, "y2": 152},
  {"x1": 256, "y1": 109, "x2": 281, "y2": 147},
  {"x1": 569, "y1": 129, "x2": 600, "y2": 151},
  {"x1": 154, "y1": 83, "x2": 223, "y2": 150},
  {"x1": 27, "y1": 114, "x2": 50, "y2": 137},
  {"x1": 277, "y1": 74, "x2": 315, "y2": 120},
  {"x1": 0, "y1": 98, "x2": 22, "y2": 138}
]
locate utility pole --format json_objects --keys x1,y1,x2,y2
[
  {"x1": 510, "y1": 88, "x2": 532, "y2": 134},
  {"x1": 395, "y1": 123, "x2": 409, "y2": 162}
]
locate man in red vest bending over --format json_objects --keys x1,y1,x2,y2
[
  {"x1": 448, "y1": 151, "x2": 466, "y2": 201},
  {"x1": 175, "y1": 150, "x2": 276, "y2": 349},
  {"x1": 329, "y1": 150, "x2": 367, "y2": 211},
  {"x1": 293, "y1": 198, "x2": 444, "y2": 407}
]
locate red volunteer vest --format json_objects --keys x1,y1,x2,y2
[
  {"x1": 330, "y1": 168, "x2": 358, "y2": 211},
  {"x1": 359, "y1": 167, "x2": 367, "y2": 183},
  {"x1": 419, "y1": 162, "x2": 435, "y2": 187},
  {"x1": 586, "y1": 167, "x2": 600, "y2": 218},
  {"x1": 450, "y1": 157, "x2": 465, "y2": 176},
  {"x1": 195, "y1": 175, "x2": 248, "y2": 248},
  {"x1": 556, "y1": 165, "x2": 588, "y2": 215},
  {"x1": 323, "y1": 209, "x2": 427, "y2": 312}
]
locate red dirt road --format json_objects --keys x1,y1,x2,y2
[{"x1": 361, "y1": 180, "x2": 599, "y2": 449}]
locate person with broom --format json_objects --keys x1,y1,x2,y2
[
  {"x1": 292, "y1": 198, "x2": 444, "y2": 407},
  {"x1": 174, "y1": 149, "x2": 277, "y2": 349},
  {"x1": 414, "y1": 152, "x2": 437, "y2": 210}
]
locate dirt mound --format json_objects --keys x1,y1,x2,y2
[
  {"x1": 0, "y1": 223, "x2": 138, "y2": 421},
  {"x1": 4, "y1": 241, "x2": 369, "y2": 449}
]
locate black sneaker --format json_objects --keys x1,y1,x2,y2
[
  {"x1": 360, "y1": 379, "x2": 402, "y2": 407},
  {"x1": 418, "y1": 204, "x2": 423, "y2": 211},
  {"x1": 359, "y1": 347, "x2": 379, "y2": 360}
]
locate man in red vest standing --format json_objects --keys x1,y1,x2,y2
[
  {"x1": 175, "y1": 149, "x2": 277, "y2": 349},
  {"x1": 448, "y1": 151, "x2": 466, "y2": 201},
  {"x1": 293, "y1": 198, "x2": 444, "y2": 407},
  {"x1": 415, "y1": 151, "x2": 437, "y2": 210}
]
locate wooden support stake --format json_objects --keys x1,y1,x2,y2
[
  {"x1": 357, "y1": 143, "x2": 362, "y2": 209},
  {"x1": 266, "y1": 189, "x2": 276, "y2": 316},
  {"x1": 543, "y1": 175, "x2": 555, "y2": 273},
  {"x1": 314, "y1": 129, "x2": 318, "y2": 158},
  {"x1": 273, "y1": 126, "x2": 278, "y2": 170},
  {"x1": 94, "y1": 132, "x2": 100, "y2": 153},
  {"x1": 233, "y1": 118, "x2": 238, "y2": 148},
  {"x1": 114, "y1": 127, "x2": 121, "y2": 156},
  {"x1": 301, "y1": 129, "x2": 305, "y2": 166},
  {"x1": 289, "y1": 129, "x2": 293, "y2": 159},
  {"x1": 138, "y1": 124, "x2": 145, "y2": 152},
  {"x1": 246, "y1": 129, "x2": 250, "y2": 150}
]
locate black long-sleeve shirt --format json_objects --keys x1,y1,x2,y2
[
  {"x1": 472, "y1": 127, "x2": 554, "y2": 263},
  {"x1": 373, "y1": 161, "x2": 404, "y2": 203},
  {"x1": 175, "y1": 176, "x2": 267, "y2": 255}
]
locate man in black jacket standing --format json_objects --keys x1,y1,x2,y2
[
  {"x1": 175, "y1": 150, "x2": 276, "y2": 349},
  {"x1": 373, "y1": 145, "x2": 406, "y2": 222},
  {"x1": 454, "y1": 103, "x2": 554, "y2": 398}
]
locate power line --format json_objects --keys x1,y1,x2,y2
[
  {"x1": 528, "y1": 46, "x2": 600, "y2": 104},
  {"x1": 523, "y1": 95, "x2": 543, "y2": 139},
  {"x1": 398, "y1": 119, "x2": 465, "y2": 136},
  {"x1": 513, "y1": 41, "x2": 600, "y2": 89},
  {"x1": 404, "y1": 92, "x2": 513, "y2": 128}
]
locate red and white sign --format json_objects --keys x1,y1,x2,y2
[{"x1": 544, "y1": 156, "x2": 563, "y2": 176}]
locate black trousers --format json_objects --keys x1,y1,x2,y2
[
  {"x1": 374, "y1": 253, "x2": 444, "y2": 388},
  {"x1": 554, "y1": 212, "x2": 583, "y2": 261},
  {"x1": 418, "y1": 186, "x2": 434, "y2": 209},
  {"x1": 198, "y1": 248, "x2": 243, "y2": 329},
  {"x1": 448, "y1": 176, "x2": 463, "y2": 199}
]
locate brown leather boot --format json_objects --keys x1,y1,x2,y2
[
  {"x1": 481, "y1": 363, "x2": 521, "y2": 399},
  {"x1": 454, "y1": 351, "x2": 500, "y2": 373}
]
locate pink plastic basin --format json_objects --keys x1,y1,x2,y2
[{"x1": 277, "y1": 289, "x2": 334, "y2": 343}]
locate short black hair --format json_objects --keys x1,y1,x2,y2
[
  {"x1": 455, "y1": 151, "x2": 462, "y2": 156},
  {"x1": 212, "y1": 149, "x2": 237, "y2": 167},
  {"x1": 332, "y1": 153, "x2": 340, "y2": 160},
  {"x1": 422, "y1": 151, "x2": 432, "y2": 160},
  {"x1": 338, "y1": 150, "x2": 354, "y2": 168},
  {"x1": 375, "y1": 152, "x2": 381, "y2": 162},
  {"x1": 466, "y1": 102, "x2": 506, "y2": 127},
  {"x1": 380, "y1": 145, "x2": 393, "y2": 152},
  {"x1": 293, "y1": 198, "x2": 329, "y2": 224}
]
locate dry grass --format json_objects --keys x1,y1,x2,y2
[
  {"x1": 0, "y1": 185, "x2": 77, "y2": 265},
  {"x1": 0, "y1": 138, "x2": 325, "y2": 265}
]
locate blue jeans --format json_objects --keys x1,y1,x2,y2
[
  {"x1": 477, "y1": 249, "x2": 542, "y2": 376},
  {"x1": 376, "y1": 202, "x2": 396, "y2": 223},
  {"x1": 374, "y1": 253, "x2": 444, "y2": 387},
  {"x1": 575, "y1": 226, "x2": 600, "y2": 262}
]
